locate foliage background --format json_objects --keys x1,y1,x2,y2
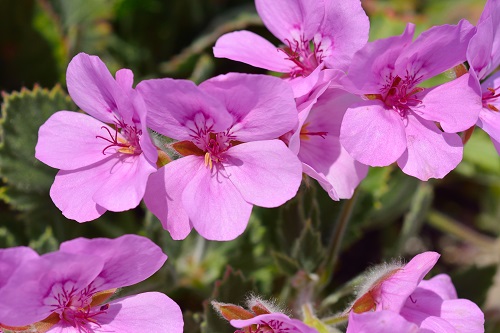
[{"x1": 0, "y1": 0, "x2": 499, "y2": 332}]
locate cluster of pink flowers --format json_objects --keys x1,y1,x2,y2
[
  {"x1": 0, "y1": 235, "x2": 183, "y2": 333},
  {"x1": 23, "y1": 0, "x2": 495, "y2": 331}
]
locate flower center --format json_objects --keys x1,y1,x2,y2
[
  {"x1": 96, "y1": 118, "x2": 142, "y2": 155},
  {"x1": 482, "y1": 86, "x2": 500, "y2": 111},
  {"x1": 278, "y1": 33, "x2": 330, "y2": 78}
]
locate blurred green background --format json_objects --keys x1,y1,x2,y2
[{"x1": 1, "y1": 0, "x2": 499, "y2": 332}]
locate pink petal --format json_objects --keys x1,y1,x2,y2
[
  {"x1": 182, "y1": 164, "x2": 252, "y2": 241},
  {"x1": 0, "y1": 252, "x2": 104, "y2": 326},
  {"x1": 419, "y1": 316, "x2": 457, "y2": 333},
  {"x1": 340, "y1": 101, "x2": 407, "y2": 167},
  {"x1": 377, "y1": 252, "x2": 440, "y2": 313},
  {"x1": 50, "y1": 167, "x2": 109, "y2": 222},
  {"x1": 59, "y1": 234, "x2": 166, "y2": 291},
  {"x1": 66, "y1": 53, "x2": 121, "y2": 124},
  {"x1": 397, "y1": 20, "x2": 475, "y2": 80},
  {"x1": 116, "y1": 68, "x2": 134, "y2": 90},
  {"x1": 231, "y1": 313, "x2": 318, "y2": 333},
  {"x1": 92, "y1": 154, "x2": 156, "y2": 212},
  {"x1": 347, "y1": 311, "x2": 419, "y2": 333},
  {"x1": 213, "y1": 31, "x2": 293, "y2": 72},
  {"x1": 143, "y1": 157, "x2": 202, "y2": 240},
  {"x1": 222, "y1": 140, "x2": 302, "y2": 207},
  {"x1": 320, "y1": 0, "x2": 370, "y2": 71},
  {"x1": 92, "y1": 292, "x2": 183, "y2": 333},
  {"x1": 417, "y1": 74, "x2": 482, "y2": 133},
  {"x1": 199, "y1": 73, "x2": 298, "y2": 141},
  {"x1": 438, "y1": 299, "x2": 484, "y2": 333},
  {"x1": 288, "y1": 64, "x2": 325, "y2": 98},
  {"x1": 137, "y1": 78, "x2": 232, "y2": 140},
  {"x1": 478, "y1": 107, "x2": 500, "y2": 154},
  {"x1": 397, "y1": 114, "x2": 463, "y2": 180},
  {"x1": 132, "y1": 90, "x2": 158, "y2": 164},
  {"x1": 35, "y1": 111, "x2": 113, "y2": 170},
  {"x1": 417, "y1": 274, "x2": 457, "y2": 301},
  {"x1": 255, "y1": 0, "x2": 325, "y2": 42},
  {"x1": 467, "y1": 16, "x2": 497, "y2": 80},
  {"x1": 0, "y1": 247, "x2": 38, "y2": 288}
]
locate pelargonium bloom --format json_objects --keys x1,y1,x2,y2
[
  {"x1": 340, "y1": 21, "x2": 482, "y2": 180},
  {"x1": 467, "y1": 0, "x2": 500, "y2": 153},
  {"x1": 289, "y1": 86, "x2": 368, "y2": 200},
  {"x1": 213, "y1": 0, "x2": 369, "y2": 97},
  {"x1": 346, "y1": 252, "x2": 484, "y2": 333},
  {"x1": 138, "y1": 73, "x2": 302, "y2": 241},
  {"x1": 35, "y1": 53, "x2": 158, "y2": 222},
  {"x1": 0, "y1": 235, "x2": 183, "y2": 333}
]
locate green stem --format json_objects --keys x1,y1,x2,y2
[
  {"x1": 427, "y1": 210, "x2": 495, "y2": 250},
  {"x1": 317, "y1": 188, "x2": 360, "y2": 289}
]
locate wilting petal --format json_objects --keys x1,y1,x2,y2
[
  {"x1": 213, "y1": 31, "x2": 293, "y2": 72},
  {"x1": 92, "y1": 154, "x2": 156, "y2": 212},
  {"x1": 223, "y1": 141, "x2": 302, "y2": 207},
  {"x1": 92, "y1": 292, "x2": 183, "y2": 333},
  {"x1": 137, "y1": 78, "x2": 232, "y2": 140},
  {"x1": 143, "y1": 156, "x2": 202, "y2": 240},
  {"x1": 417, "y1": 74, "x2": 482, "y2": 133},
  {"x1": 347, "y1": 311, "x2": 419, "y2": 333},
  {"x1": 66, "y1": 53, "x2": 121, "y2": 124},
  {"x1": 60, "y1": 235, "x2": 166, "y2": 292},
  {"x1": 0, "y1": 252, "x2": 104, "y2": 327},
  {"x1": 255, "y1": 0, "x2": 325, "y2": 42},
  {"x1": 182, "y1": 165, "x2": 252, "y2": 241},
  {"x1": 200, "y1": 73, "x2": 298, "y2": 141},
  {"x1": 231, "y1": 313, "x2": 318, "y2": 333},
  {"x1": 35, "y1": 111, "x2": 116, "y2": 170},
  {"x1": 340, "y1": 101, "x2": 407, "y2": 167},
  {"x1": 397, "y1": 114, "x2": 462, "y2": 180}
]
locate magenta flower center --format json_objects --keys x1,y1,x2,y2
[
  {"x1": 380, "y1": 75, "x2": 424, "y2": 117},
  {"x1": 234, "y1": 319, "x2": 298, "y2": 333},
  {"x1": 482, "y1": 86, "x2": 500, "y2": 111},
  {"x1": 96, "y1": 118, "x2": 143, "y2": 155},
  {"x1": 279, "y1": 34, "x2": 330, "y2": 78}
]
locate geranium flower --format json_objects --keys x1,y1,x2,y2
[
  {"x1": 35, "y1": 53, "x2": 158, "y2": 222},
  {"x1": 213, "y1": 0, "x2": 369, "y2": 97},
  {"x1": 346, "y1": 252, "x2": 484, "y2": 333},
  {"x1": 340, "y1": 21, "x2": 481, "y2": 180},
  {"x1": 467, "y1": 0, "x2": 500, "y2": 153},
  {"x1": 0, "y1": 235, "x2": 183, "y2": 333},
  {"x1": 138, "y1": 73, "x2": 302, "y2": 240}
]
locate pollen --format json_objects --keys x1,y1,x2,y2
[{"x1": 204, "y1": 152, "x2": 213, "y2": 170}]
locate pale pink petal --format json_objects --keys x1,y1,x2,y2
[
  {"x1": 66, "y1": 53, "x2": 120, "y2": 124},
  {"x1": 182, "y1": 165, "x2": 252, "y2": 241},
  {"x1": 222, "y1": 140, "x2": 302, "y2": 207},
  {"x1": 0, "y1": 247, "x2": 38, "y2": 288},
  {"x1": 397, "y1": 114, "x2": 462, "y2": 181},
  {"x1": 347, "y1": 311, "x2": 419, "y2": 333},
  {"x1": 438, "y1": 299, "x2": 484, "y2": 333},
  {"x1": 131, "y1": 90, "x2": 158, "y2": 164},
  {"x1": 199, "y1": 73, "x2": 298, "y2": 141},
  {"x1": 289, "y1": 64, "x2": 325, "y2": 98},
  {"x1": 137, "y1": 78, "x2": 232, "y2": 140},
  {"x1": 478, "y1": 108, "x2": 500, "y2": 154},
  {"x1": 416, "y1": 74, "x2": 482, "y2": 133},
  {"x1": 340, "y1": 101, "x2": 407, "y2": 167},
  {"x1": 320, "y1": 0, "x2": 370, "y2": 71},
  {"x1": 417, "y1": 274, "x2": 457, "y2": 301},
  {"x1": 115, "y1": 68, "x2": 134, "y2": 90},
  {"x1": 255, "y1": 0, "x2": 325, "y2": 42},
  {"x1": 35, "y1": 111, "x2": 113, "y2": 170},
  {"x1": 50, "y1": 167, "x2": 109, "y2": 222},
  {"x1": 396, "y1": 20, "x2": 475, "y2": 80},
  {"x1": 92, "y1": 292, "x2": 183, "y2": 333},
  {"x1": 60, "y1": 235, "x2": 166, "y2": 291},
  {"x1": 0, "y1": 252, "x2": 103, "y2": 326},
  {"x1": 467, "y1": 16, "x2": 496, "y2": 80},
  {"x1": 419, "y1": 316, "x2": 456, "y2": 333},
  {"x1": 143, "y1": 157, "x2": 202, "y2": 240},
  {"x1": 231, "y1": 313, "x2": 318, "y2": 333},
  {"x1": 345, "y1": 24, "x2": 415, "y2": 94},
  {"x1": 92, "y1": 154, "x2": 156, "y2": 212},
  {"x1": 213, "y1": 31, "x2": 293, "y2": 72},
  {"x1": 377, "y1": 252, "x2": 440, "y2": 313}
]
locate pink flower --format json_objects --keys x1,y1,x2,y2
[
  {"x1": 213, "y1": 0, "x2": 369, "y2": 97},
  {"x1": 231, "y1": 313, "x2": 319, "y2": 333},
  {"x1": 289, "y1": 86, "x2": 368, "y2": 200},
  {"x1": 346, "y1": 252, "x2": 484, "y2": 333},
  {"x1": 138, "y1": 73, "x2": 302, "y2": 241},
  {"x1": 467, "y1": 0, "x2": 500, "y2": 154},
  {"x1": 35, "y1": 53, "x2": 158, "y2": 222},
  {"x1": 0, "y1": 235, "x2": 183, "y2": 333},
  {"x1": 340, "y1": 22, "x2": 482, "y2": 180}
]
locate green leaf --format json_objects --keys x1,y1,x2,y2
[
  {"x1": 292, "y1": 220, "x2": 326, "y2": 273},
  {"x1": 272, "y1": 251, "x2": 301, "y2": 275}
]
